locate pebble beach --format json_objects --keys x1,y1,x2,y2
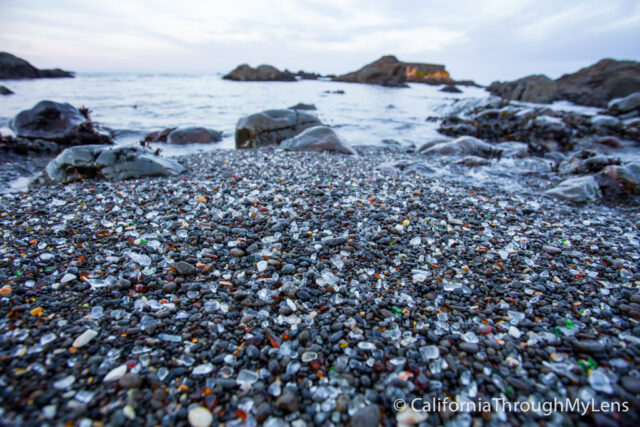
[{"x1": 1, "y1": 146, "x2": 639, "y2": 426}]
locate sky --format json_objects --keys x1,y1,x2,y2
[{"x1": 1, "y1": 0, "x2": 639, "y2": 85}]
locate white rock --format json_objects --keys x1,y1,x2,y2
[
  {"x1": 60, "y1": 273, "x2": 77, "y2": 283},
  {"x1": 104, "y1": 364, "x2": 127, "y2": 382},
  {"x1": 73, "y1": 329, "x2": 98, "y2": 348},
  {"x1": 257, "y1": 260, "x2": 268, "y2": 272},
  {"x1": 188, "y1": 406, "x2": 213, "y2": 427}
]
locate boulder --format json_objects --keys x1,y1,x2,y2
[
  {"x1": 378, "y1": 160, "x2": 436, "y2": 175},
  {"x1": 223, "y1": 64, "x2": 295, "y2": 82},
  {"x1": 288, "y1": 103, "x2": 317, "y2": 111},
  {"x1": 555, "y1": 59, "x2": 640, "y2": 107},
  {"x1": 0, "y1": 85, "x2": 13, "y2": 95},
  {"x1": 590, "y1": 115, "x2": 621, "y2": 134},
  {"x1": 0, "y1": 52, "x2": 73, "y2": 79},
  {"x1": 440, "y1": 85, "x2": 462, "y2": 93},
  {"x1": 487, "y1": 75, "x2": 557, "y2": 104},
  {"x1": 544, "y1": 176, "x2": 601, "y2": 203},
  {"x1": 496, "y1": 141, "x2": 529, "y2": 158},
  {"x1": 605, "y1": 162, "x2": 640, "y2": 194},
  {"x1": 235, "y1": 109, "x2": 321, "y2": 149},
  {"x1": 608, "y1": 91, "x2": 640, "y2": 115},
  {"x1": 333, "y1": 55, "x2": 407, "y2": 87},
  {"x1": 10, "y1": 100, "x2": 111, "y2": 145},
  {"x1": 144, "y1": 128, "x2": 176, "y2": 143},
  {"x1": 279, "y1": 126, "x2": 357, "y2": 155},
  {"x1": 167, "y1": 127, "x2": 222, "y2": 144},
  {"x1": 32, "y1": 145, "x2": 185, "y2": 185},
  {"x1": 419, "y1": 136, "x2": 502, "y2": 159},
  {"x1": 558, "y1": 154, "x2": 620, "y2": 175},
  {"x1": 416, "y1": 137, "x2": 453, "y2": 153}
]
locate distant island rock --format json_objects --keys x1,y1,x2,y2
[
  {"x1": 332, "y1": 55, "x2": 478, "y2": 88},
  {"x1": 0, "y1": 52, "x2": 74, "y2": 79},
  {"x1": 223, "y1": 64, "x2": 296, "y2": 82},
  {"x1": 488, "y1": 59, "x2": 640, "y2": 107}
]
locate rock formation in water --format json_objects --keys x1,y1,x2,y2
[{"x1": 0, "y1": 52, "x2": 74, "y2": 79}]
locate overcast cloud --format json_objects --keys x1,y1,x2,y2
[{"x1": 1, "y1": 0, "x2": 639, "y2": 84}]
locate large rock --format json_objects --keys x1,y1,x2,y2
[
  {"x1": 487, "y1": 75, "x2": 557, "y2": 104},
  {"x1": 0, "y1": 52, "x2": 73, "y2": 79},
  {"x1": 606, "y1": 162, "x2": 640, "y2": 194},
  {"x1": 558, "y1": 154, "x2": 620, "y2": 175},
  {"x1": 167, "y1": 127, "x2": 222, "y2": 144},
  {"x1": 279, "y1": 126, "x2": 357, "y2": 155},
  {"x1": 419, "y1": 136, "x2": 502, "y2": 159},
  {"x1": 32, "y1": 145, "x2": 185, "y2": 185},
  {"x1": 144, "y1": 128, "x2": 176, "y2": 143},
  {"x1": 10, "y1": 101, "x2": 111, "y2": 147},
  {"x1": 608, "y1": 91, "x2": 640, "y2": 115},
  {"x1": 333, "y1": 55, "x2": 407, "y2": 87},
  {"x1": 544, "y1": 176, "x2": 602, "y2": 203},
  {"x1": 0, "y1": 85, "x2": 13, "y2": 95},
  {"x1": 223, "y1": 64, "x2": 295, "y2": 82},
  {"x1": 235, "y1": 109, "x2": 321, "y2": 149},
  {"x1": 555, "y1": 59, "x2": 640, "y2": 107}
]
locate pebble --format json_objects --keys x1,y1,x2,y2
[
  {"x1": 72, "y1": 329, "x2": 98, "y2": 348},
  {"x1": 230, "y1": 248, "x2": 245, "y2": 257},
  {"x1": 118, "y1": 373, "x2": 142, "y2": 388},
  {"x1": 275, "y1": 391, "x2": 299, "y2": 413},
  {"x1": 543, "y1": 245, "x2": 562, "y2": 255},
  {"x1": 103, "y1": 365, "x2": 127, "y2": 382},
  {"x1": 350, "y1": 405, "x2": 380, "y2": 427},
  {"x1": 188, "y1": 406, "x2": 213, "y2": 427},
  {"x1": 281, "y1": 264, "x2": 296, "y2": 275},
  {"x1": 175, "y1": 261, "x2": 197, "y2": 275}
]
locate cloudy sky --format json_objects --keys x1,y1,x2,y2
[{"x1": 1, "y1": 0, "x2": 639, "y2": 84}]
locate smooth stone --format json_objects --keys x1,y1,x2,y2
[
  {"x1": 118, "y1": 373, "x2": 142, "y2": 389},
  {"x1": 275, "y1": 391, "x2": 299, "y2": 413},
  {"x1": 104, "y1": 365, "x2": 127, "y2": 382},
  {"x1": 544, "y1": 176, "x2": 602, "y2": 203},
  {"x1": 230, "y1": 248, "x2": 245, "y2": 257},
  {"x1": 176, "y1": 261, "x2": 197, "y2": 275},
  {"x1": 350, "y1": 405, "x2": 380, "y2": 427},
  {"x1": 73, "y1": 329, "x2": 98, "y2": 348},
  {"x1": 188, "y1": 406, "x2": 213, "y2": 427}
]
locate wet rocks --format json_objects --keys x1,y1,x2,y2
[
  {"x1": 350, "y1": 405, "x2": 381, "y2": 427},
  {"x1": 558, "y1": 153, "x2": 621, "y2": 175},
  {"x1": 488, "y1": 74, "x2": 557, "y2": 104},
  {"x1": 608, "y1": 91, "x2": 640, "y2": 116},
  {"x1": 144, "y1": 127, "x2": 176, "y2": 143},
  {"x1": 235, "y1": 109, "x2": 322, "y2": 149},
  {"x1": 544, "y1": 175, "x2": 602, "y2": 203},
  {"x1": 175, "y1": 261, "x2": 197, "y2": 275},
  {"x1": 606, "y1": 161, "x2": 640, "y2": 194},
  {"x1": 0, "y1": 85, "x2": 13, "y2": 95},
  {"x1": 419, "y1": 136, "x2": 502, "y2": 159},
  {"x1": 167, "y1": 127, "x2": 222, "y2": 144},
  {"x1": 279, "y1": 126, "x2": 357, "y2": 155},
  {"x1": 31, "y1": 144, "x2": 185, "y2": 185},
  {"x1": 275, "y1": 391, "x2": 299, "y2": 412},
  {"x1": 378, "y1": 159, "x2": 435, "y2": 175},
  {"x1": 0, "y1": 51, "x2": 73, "y2": 79},
  {"x1": 440, "y1": 85, "x2": 462, "y2": 93},
  {"x1": 11, "y1": 101, "x2": 91, "y2": 140},
  {"x1": 188, "y1": 407, "x2": 213, "y2": 427},
  {"x1": 223, "y1": 64, "x2": 295, "y2": 81},
  {"x1": 333, "y1": 55, "x2": 407, "y2": 87}
]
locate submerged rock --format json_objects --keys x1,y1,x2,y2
[
  {"x1": 544, "y1": 175, "x2": 602, "y2": 203},
  {"x1": 10, "y1": 100, "x2": 111, "y2": 146},
  {"x1": 32, "y1": 145, "x2": 185, "y2": 185},
  {"x1": 279, "y1": 126, "x2": 357, "y2": 155},
  {"x1": 235, "y1": 109, "x2": 321, "y2": 149},
  {"x1": 487, "y1": 74, "x2": 557, "y2": 104},
  {"x1": 333, "y1": 55, "x2": 407, "y2": 87},
  {"x1": 440, "y1": 85, "x2": 462, "y2": 93},
  {"x1": 167, "y1": 127, "x2": 222, "y2": 144},
  {"x1": 419, "y1": 136, "x2": 502, "y2": 159},
  {"x1": 223, "y1": 64, "x2": 295, "y2": 82}
]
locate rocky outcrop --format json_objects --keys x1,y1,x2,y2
[
  {"x1": 544, "y1": 176, "x2": 602, "y2": 203},
  {"x1": 555, "y1": 59, "x2": 640, "y2": 107},
  {"x1": 235, "y1": 109, "x2": 321, "y2": 149},
  {"x1": 295, "y1": 70, "x2": 320, "y2": 80},
  {"x1": 607, "y1": 91, "x2": 640, "y2": 116},
  {"x1": 223, "y1": 64, "x2": 295, "y2": 82},
  {"x1": 10, "y1": 101, "x2": 111, "y2": 146},
  {"x1": 279, "y1": 126, "x2": 357, "y2": 155},
  {"x1": 288, "y1": 103, "x2": 317, "y2": 111},
  {"x1": 0, "y1": 85, "x2": 13, "y2": 95},
  {"x1": 167, "y1": 127, "x2": 222, "y2": 144},
  {"x1": 487, "y1": 75, "x2": 557, "y2": 104},
  {"x1": 0, "y1": 52, "x2": 73, "y2": 79},
  {"x1": 333, "y1": 55, "x2": 407, "y2": 87},
  {"x1": 32, "y1": 145, "x2": 185, "y2": 185},
  {"x1": 418, "y1": 136, "x2": 502, "y2": 159}
]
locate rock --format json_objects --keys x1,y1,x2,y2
[
  {"x1": 32, "y1": 145, "x2": 185, "y2": 185},
  {"x1": 590, "y1": 115, "x2": 621, "y2": 133},
  {"x1": 223, "y1": 64, "x2": 295, "y2": 82},
  {"x1": 378, "y1": 160, "x2": 435, "y2": 175},
  {"x1": 419, "y1": 136, "x2": 502, "y2": 159},
  {"x1": 487, "y1": 75, "x2": 557, "y2": 104},
  {"x1": 167, "y1": 127, "x2": 222, "y2": 144},
  {"x1": 608, "y1": 91, "x2": 640, "y2": 114},
  {"x1": 559, "y1": 154, "x2": 620, "y2": 175},
  {"x1": 230, "y1": 248, "x2": 245, "y2": 257},
  {"x1": 452, "y1": 155, "x2": 490, "y2": 166},
  {"x1": 145, "y1": 128, "x2": 176, "y2": 143},
  {"x1": 544, "y1": 176, "x2": 602, "y2": 203},
  {"x1": 188, "y1": 406, "x2": 213, "y2": 427},
  {"x1": 295, "y1": 70, "x2": 320, "y2": 80},
  {"x1": 275, "y1": 391, "x2": 299, "y2": 412},
  {"x1": 73, "y1": 329, "x2": 98, "y2": 348},
  {"x1": 281, "y1": 264, "x2": 296, "y2": 275},
  {"x1": 11, "y1": 101, "x2": 87, "y2": 140},
  {"x1": 0, "y1": 85, "x2": 13, "y2": 95},
  {"x1": 496, "y1": 141, "x2": 529, "y2": 158},
  {"x1": 605, "y1": 161, "x2": 640, "y2": 194},
  {"x1": 288, "y1": 103, "x2": 316, "y2": 111},
  {"x1": 350, "y1": 405, "x2": 380, "y2": 427},
  {"x1": 416, "y1": 137, "x2": 453, "y2": 153},
  {"x1": 575, "y1": 340, "x2": 607, "y2": 353},
  {"x1": 104, "y1": 365, "x2": 127, "y2": 382},
  {"x1": 620, "y1": 376, "x2": 640, "y2": 394},
  {"x1": 175, "y1": 261, "x2": 197, "y2": 275},
  {"x1": 543, "y1": 245, "x2": 562, "y2": 255},
  {"x1": 0, "y1": 52, "x2": 73, "y2": 79},
  {"x1": 118, "y1": 373, "x2": 142, "y2": 389},
  {"x1": 333, "y1": 55, "x2": 407, "y2": 87},
  {"x1": 555, "y1": 59, "x2": 640, "y2": 107},
  {"x1": 440, "y1": 85, "x2": 462, "y2": 93},
  {"x1": 235, "y1": 109, "x2": 321, "y2": 149},
  {"x1": 279, "y1": 126, "x2": 357, "y2": 155}
]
